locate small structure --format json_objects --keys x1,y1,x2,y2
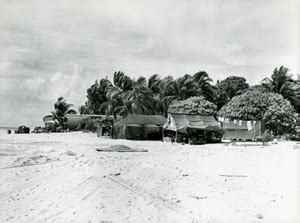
[
  {"x1": 163, "y1": 114, "x2": 223, "y2": 144},
  {"x1": 113, "y1": 114, "x2": 166, "y2": 140},
  {"x1": 221, "y1": 120, "x2": 263, "y2": 140},
  {"x1": 65, "y1": 114, "x2": 115, "y2": 131}
]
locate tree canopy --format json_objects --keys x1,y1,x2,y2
[
  {"x1": 215, "y1": 76, "x2": 249, "y2": 109},
  {"x1": 70, "y1": 65, "x2": 299, "y2": 136},
  {"x1": 82, "y1": 71, "x2": 216, "y2": 117},
  {"x1": 168, "y1": 96, "x2": 217, "y2": 116},
  {"x1": 51, "y1": 97, "x2": 77, "y2": 129},
  {"x1": 218, "y1": 91, "x2": 296, "y2": 135},
  {"x1": 261, "y1": 66, "x2": 298, "y2": 109}
]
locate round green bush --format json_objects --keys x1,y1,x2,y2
[
  {"x1": 218, "y1": 91, "x2": 296, "y2": 135},
  {"x1": 168, "y1": 96, "x2": 217, "y2": 115}
]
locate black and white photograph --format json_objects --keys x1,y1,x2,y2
[{"x1": 0, "y1": 0, "x2": 299, "y2": 222}]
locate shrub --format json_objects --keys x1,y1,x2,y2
[
  {"x1": 168, "y1": 96, "x2": 217, "y2": 115},
  {"x1": 218, "y1": 91, "x2": 296, "y2": 135}
]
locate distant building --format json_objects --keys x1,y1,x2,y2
[
  {"x1": 65, "y1": 114, "x2": 112, "y2": 131},
  {"x1": 221, "y1": 120, "x2": 263, "y2": 140}
]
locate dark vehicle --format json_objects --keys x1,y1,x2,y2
[
  {"x1": 15, "y1": 125, "x2": 30, "y2": 134},
  {"x1": 33, "y1": 127, "x2": 45, "y2": 133}
]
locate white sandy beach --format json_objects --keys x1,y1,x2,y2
[{"x1": 0, "y1": 132, "x2": 299, "y2": 223}]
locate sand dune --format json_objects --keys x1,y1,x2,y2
[{"x1": 0, "y1": 132, "x2": 299, "y2": 222}]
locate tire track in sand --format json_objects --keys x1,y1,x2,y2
[
  {"x1": 28, "y1": 176, "x2": 102, "y2": 222},
  {"x1": 106, "y1": 174, "x2": 201, "y2": 223}
]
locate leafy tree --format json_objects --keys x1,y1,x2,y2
[
  {"x1": 261, "y1": 66, "x2": 297, "y2": 108},
  {"x1": 215, "y1": 76, "x2": 249, "y2": 109},
  {"x1": 51, "y1": 97, "x2": 77, "y2": 129},
  {"x1": 218, "y1": 91, "x2": 296, "y2": 135},
  {"x1": 168, "y1": 96, "x2": 217, "y2": 115},
  {"x1": 248, "y1": 84, "x2": 267, "y2": 93}
]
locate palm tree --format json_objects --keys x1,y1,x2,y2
[
  {"x1": 113, "y1": 71, "x2": 134, "y2": 91},
  {"x1": 99, "y1": 86, "x2": 123, "y2": 119},
  {"x1": 193, "y1": 71, "x2": 215, "y2": 102},
  {"x1": 159, "y1": 75, "x2": 199, "y2": 116},
  {"x1": 162, "y1": 75, "x2": 197, "y2": 102},
  {"x1": 135, "y1": 76, "x2": 147, "y2": 86},
  {"x1": 147, "y1": 74, "x2": 165, "y2": 115},
  {"x1": 86, "y1": 78, "x2": 112, "y2": 114},
  {"x1": 78, "y1": 105, "x2": 88, "y2": 115},
  {"x1": 148, "y1": 74, "x2": 162, "y2": 94},
  {"x1": 261, "y1": 66, "x2": 297, "y2": 107},
  {"x1": 126, "y1": 85, "x2": 156, "y2": 115},
  {"x1": 52, "y1": 97, "x2": 77, "y2": 129}
]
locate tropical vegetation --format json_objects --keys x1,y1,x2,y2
[
  {"x1": 218, "y1": 91, "x2": 296, "y2": 135},
  {"x1": 50, "y1": 97, "x2": 77, "y2": 130},
  {"x1": 261, "y1": 66, "x2": 298, "y2": 108},
  {"x1": 47, "y1": 65, "x2": 299, "y2": 136},
  {"x1": 168, "y1": 96, "x2": 217, "y2": 115}
]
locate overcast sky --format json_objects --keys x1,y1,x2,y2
[{"x1": 0, "y1": 0, "x2": 299, "y2": 127}]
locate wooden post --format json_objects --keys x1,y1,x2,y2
[{"x1": 175, "y1": 130, "x2": 178, "y2": 143}]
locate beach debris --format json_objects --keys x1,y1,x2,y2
[
  {"x1": 255, "y1": 213, "x2": 264, "y2": 220},
  {"x1": 219, "y1": 174, "x2": 247, "y2": 178},
  {"x1": 182, "y1": 174, "x2": 189, "y2": 177},
  {"x1": 6, "y1": 155, "x2": 59, "y2": 169},
  {"x1": 114, "y1": 173, "x2": 121, "y2": 176},
  {"x1": 190, "y1": 196, "x2": 207, "y2": 200},
  {"x1": 65, "y1": 151, "x2": 77, "y2": 156},
  {"x1": 96, "y1": 144, "x2": 148, "y2": 152}
]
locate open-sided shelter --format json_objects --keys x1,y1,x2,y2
[
  {"x1": 221, "y1": 120, "x2": 263, "y2": 140},
  {"x1": 163, "y1": 114, "x2": 223, "y2": 144},
  {"x1": 113, "y1": 114, "x2": 166, "y2": 140}
]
